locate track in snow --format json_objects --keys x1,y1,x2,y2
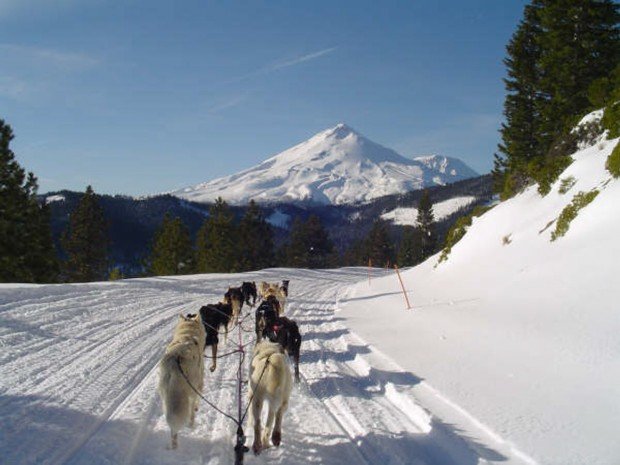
[{"x1": 0, "y1": 269, "x2": 531, "y2": 465}]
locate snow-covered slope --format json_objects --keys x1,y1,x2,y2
[
  {"x1": 173, "y1": 124, "x2": 478, "y2": 205},
  {"x1": 341, "y1": 127, "x2": 620, "y2": 465},
  {"x1": 381, "y1": 196, "x2": 478, "y2": 225}
]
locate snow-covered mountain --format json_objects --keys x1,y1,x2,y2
[{"x1": 173, "y1": 124, "x2": 478, "y2": 205}]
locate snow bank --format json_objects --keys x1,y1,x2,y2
[{"x1": 341, "y1": 133, "x2": 620, "y2": 465}]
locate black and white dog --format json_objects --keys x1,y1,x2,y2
[
  {"x1": 241, "y1": 281, "x2": 257, "y2": 307},
  {"x1": 199, "y1": 302, "x2": 232, "y2": 372},
  {"x1": 255, "y1": 295, "x2": 302, "y2": 382}
]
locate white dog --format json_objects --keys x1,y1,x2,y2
[
  {"x1": 248, "y1": 340, "x2": 292, "y2": 455},
  {"x1": 158, "y1": 313, "x2": 206, "y2": 449}
]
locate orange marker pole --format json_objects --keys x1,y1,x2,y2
[{"x1": 394, "y1": 264, "x2": 412, "y2": 309}]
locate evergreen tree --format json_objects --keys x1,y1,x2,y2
[
  {"x1": 149, "y1": 213, "x2": 193, "y2": 276},
  {"x1": 285, "y1": 215, "x2": 334, "y2": 268},
  {"x1": 62, "y1": 185, "x2": 109, "y2": 282},
  {"x1": 496, "y1": 0, "x2": 619, "y2": 197},
  {"x1": 237, "y1": 200, "x2": 274, "y2": 271},
  {"x1": 537, "y1": 0, "x2": 619, "y2": 147},
  {"x1": 195, "y1": 197, "x2": 238, "y2": 273},
  {"x1": 417, "y1": 190, "x2": 436, "y2": 259},
  {"x1": 397, "y1": 226, "x2": 423, "y2": 267},
  {"x1": 0, "y1": 120, "x2": 58, "y2": 283},
  {"x1": 496, "y1": 1, "x2": 545, "y2": 197},
  {"x1": 364, "y1": 219, "x2": 395, "y2": 267}
]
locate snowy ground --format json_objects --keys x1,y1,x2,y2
[
  {"x1": 2, "y1": 268, "x2": 538, "y2": 465},
  {"x1": 2, "y1": 118, "x2": 618, "y2": 465}
]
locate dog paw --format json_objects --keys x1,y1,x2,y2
[
  {"x1": 271, "y1": 431, "x2": 281, "y2": 446},
  {"x1": 252, "y1": 442, "x2": 262, "y2": 455},
  {"x1": 209, "y1": 365, "x2": 216, "y2": 372}
]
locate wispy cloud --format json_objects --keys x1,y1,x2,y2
[
  {"x1": 0, "y1": 43, "x2": 100, "y2": 69},
  {"x1": 269, "y1": 47, "x2": 337, "y2": 72},
  {"x1": 226, "y1": 46, "x2": 337, "y2": 84},
  {"x1": 207, "y1": 94, "x2": 248, "y2": 114}
]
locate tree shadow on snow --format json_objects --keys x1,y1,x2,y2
[
  {"x1": 303, "y1": 328, "x2": 349, "y2": 342},
  {"x1": 0, "y1": 394, "x2": 233, "y2": 465},
  {"x1": 302, "y1": 344, "x2": 372, "y2": 364},
  {"x1": 305, "y1": 367, "x2": 423, "y2": 400}
]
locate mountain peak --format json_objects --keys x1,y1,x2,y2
[
  {"x1": 320, "y1": 123, "x2": 357, "y2": 140},
  {"x1": 173, "y1": 127, "x2": 478, "y2": 205}
]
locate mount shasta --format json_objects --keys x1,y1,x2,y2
[{"x1": 173, "y1": 124, "x2": 478, "y2": 205}]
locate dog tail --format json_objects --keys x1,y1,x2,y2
[{"x1": 158, "y1": 355, "x2": 192, "y2": 435}]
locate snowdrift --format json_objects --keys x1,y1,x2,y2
[{"x1": 341, "y1": 126, "x2": 620, "y2": 464}]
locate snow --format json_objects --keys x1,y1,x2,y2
[
  {"x1": 2, "y1": 118, "x2": 619, "y2": 464},
  {"x1": 45, "y1": 194, "x2": 65, "y2": 204},
  {"x1": 172, "y1": 124, "x2": 478, "y2": 205},
  {"x1": 266, "y1": 209, "x2": 291, "y2": 229},
  {"x1": 341, "y1": 132, "x2": 620, "y2": 465},
  {"x1": 381, "y1": 196, "x2": 477, "y2": 225},
  {"x1": 1, "y1": 269, "x2": 526, "y2": 465}
]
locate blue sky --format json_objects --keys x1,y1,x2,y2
[{"x1": 1, "y1": 0, "x2": 528, "y2": 196}]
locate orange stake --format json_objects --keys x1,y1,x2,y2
[{"x1": 394, "y1": 265, "x2": 412, "y2": 309}]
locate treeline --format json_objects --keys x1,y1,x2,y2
[
  {"x1": 1, "y1": 113, "x2": 475, "y2": 283},
  {"x1": 494, "y1": 0, "x2": 619, "y2": 198}
]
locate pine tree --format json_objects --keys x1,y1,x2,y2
[
  {"x1": 62, "y1": 185, "x2": 109, "y2": 282},
  {"x1": 417, "y1": 190, "x2": 436, "y2": 259},
  {"x1": 149, "y1": 213, "x2": 193, "y2": 276},
  {"x1": 237, "y1": 200, "x2": 274, "y2": 271},
  {"x1": 195, "y1": 197, "x2": 238, "y2": 273},
  {"x1": 285, "y1": 215, "x2": 334, "y2": 268},
  {"x1": 397, "y1": 226, "x2": 423, "y2": 267},
  {"x1": 364, "y1": 219, "x2": 395, "y2": 267},
  {"x1": 537, "y1": 0, "x2": 619, "y2": 147},
  {"x1": 496, "y1": 0, "x2": 619, "y2": 196},
  {"x1": 496, "y1": 1, "x2": 545, "y2": 197},
  {"x1": 0, "y1": 119, "x2": 58, "y2": 283}
]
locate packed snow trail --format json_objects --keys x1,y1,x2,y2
[{"x1": 1, "y1": 269, "x2": 531, "y2": 465}]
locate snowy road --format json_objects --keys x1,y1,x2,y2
[{"x1": 1, "y1": 269, "x2": 532, "y2": 465}]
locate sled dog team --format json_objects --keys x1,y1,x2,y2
[{"x1": 158, "y1": 280, "x2": 301, "y2": 454}]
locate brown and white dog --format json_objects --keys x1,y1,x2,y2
[
  {"x1": 248, "y1": 340, "x2": 293, "y2": 455},
  {"x1": 258, "y1": 281, "x2": 288, "y2": 315},
  {"x1": 158, "y1": 313, "x2": 206, "y2": 449}
]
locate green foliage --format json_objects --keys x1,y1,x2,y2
[
  {"x1": 551, "y1": 190, "x2": 599, "y2": 241},
  {"x1": 237, "y1": 200, "x2": 274, "y2": 271},
  {"x1": 606, "y1": 143, "x2": 620, "y2": 178},
  {"x1": 600, "y1": 66, "x2": 620, "y2": 138},
  {"x1": 533, "y1": 154, "x2": 573, "y2": 196},
  {"x1": 108, "y1": 267, "x2": 123, "y2": 280},
  {"x1": 603, "y1": 101, "x2": 620, "y2": 139},
  {"x1": 438, "y1": 205, "x2": 493, "y2": 264},
  {"x1": 195, "y1": 197, "x2": 238, "y2": 273},
  {"x1": 148, "y1": 213, "x2": 193, "y2": 275},
  {"x1": 284, "y1": 215, "x2": 335, "y2": 268},
  {"x1": 416, "y1": 190, "x2": 436, "y2": 259},
  {"x1": 558, "y1": 176, "x2": 577, "y2": 194},
  {"x1": 496, "y1": 0, "x2": 620, "y2": 197},
  {"x1": 537, "y1": 0, "x2": 619, "y2": 148},
  {"x1": 364, "y1": 219, "x2": 395, "y2": 267},
  {"x1": 397, "y1": 226, "x2": 422, "y2": 267},
  {"x1": 61, "y1": 185, "x2": 109, "y2": 282},
  {"x1": 0, "y1": 119, "x2": 58, "y2": 283}
]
